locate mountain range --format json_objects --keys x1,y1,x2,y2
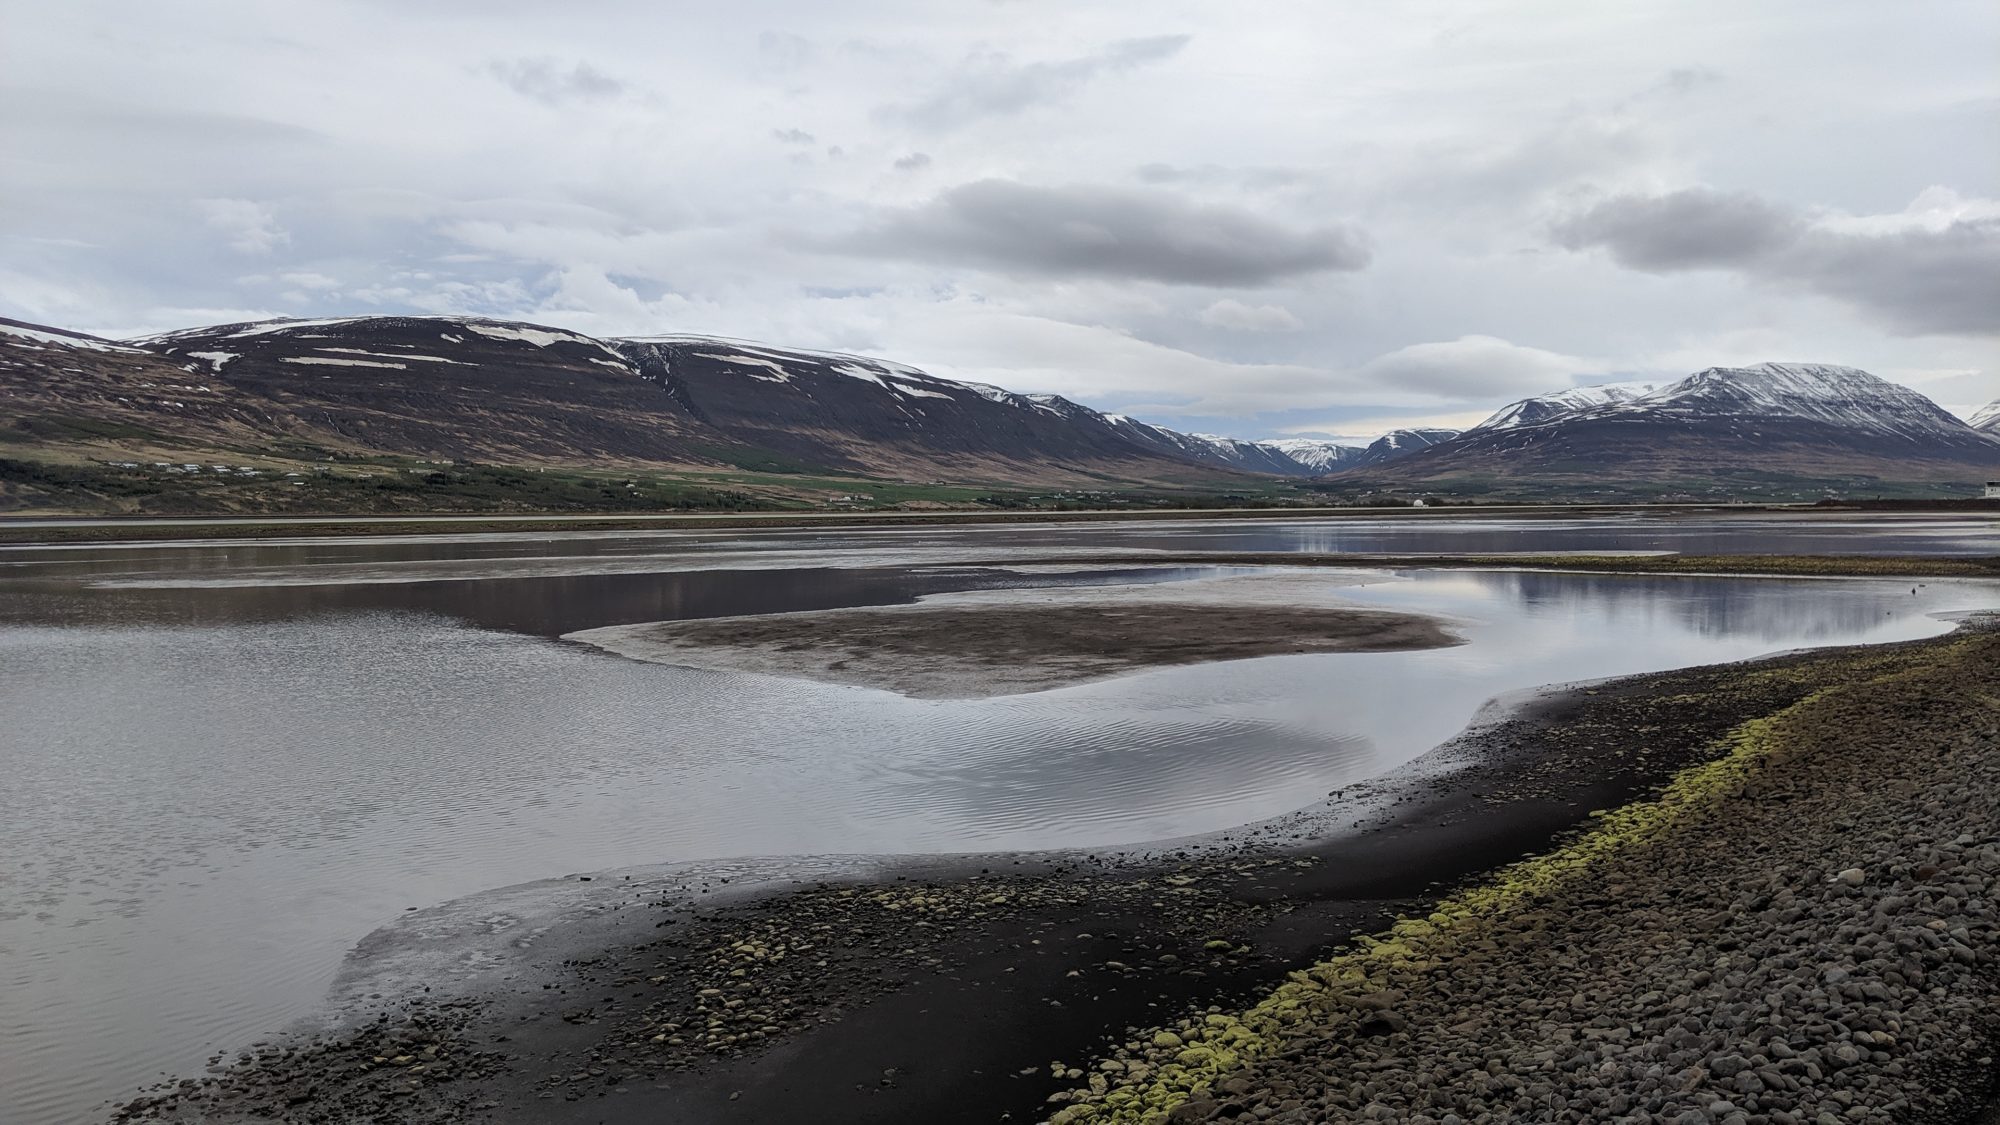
[
  {"x1": 1328, "y1": 363, "x2": 2000, "y2": 498},
  {"x1": 3, "y1": 313, "x2": 1997, "y2": 512},
  {"x1": 1971, "y1": 400, "x2": 2000, "y2": 435},
  {"x1": 0, "y1": 313, "x2": 1457, "y2": 487}
]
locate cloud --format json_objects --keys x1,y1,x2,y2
[
  {"x1": 893, "y1": 35, "x2": 1188, "y2": 130},
  {"x1": 1198, "y1": 298, "x2": 1303, "y2": 332},
  {"x1": 1273, "y1": 408, "x2": 1499, "y2": 443},
  {"x1": 1552, "y1": 187, "x2": 1804, "y2": 269},
  {"x1": 826, "y1": 179, "x2": 1369, "y2": 285},
  {"x1": 197, "y1": 199, "x2": 288, "y2": 255},
  {"x1": 878, "y1": 303, "x2": 1357, "y2": 416},
  {"x1": 1354, "y1": 336, "x2": 1603, "y2": 398},
  {"x1": 484, "y1": 58, "x2": 625, "y2": 105},
  {"x1": 1134, "y1": 163, "x2": 1309, "y2": 190},
  {"x1": 1554, "y1": 187, "x2": 2000, "y2": 335},
  {"x1": 771, "y1": 128, "x2": 816, "y2": 145},
  {"x1": 892, "y1": 152, "x2": 933, "y2": 172},
  {"x1": 756, "y1": 30, "x2": 813, "y2": 71}
]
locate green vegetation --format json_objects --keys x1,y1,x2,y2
[
  {"x1": 0, "y1": 457, "x2": 770, "y2": 516},
  {"x1": 0, "y1": 446, "x2": 1308, "y2": 520}
]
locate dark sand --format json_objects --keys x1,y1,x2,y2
[
  {"x1": 565, "y1": 573, "x2": 1460, "y2": 698},
  {"x1": 112, "y1": 626, "x2": 2000, "y2": 1124}
]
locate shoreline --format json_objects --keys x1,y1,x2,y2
[
  {"x1": 3, "y1": 502, "x2": 1986, "y2": 546},
  {"x1": 1049, "y1": 624, "x2": 2000, "y2": 1124},
  {"x1": 108, "y1": 624, "x2": 2000, "y2": 1124}
]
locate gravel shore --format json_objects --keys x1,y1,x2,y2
[{"x1": 1049, "y1": 628, "x2": 2000, "y2": 1125}]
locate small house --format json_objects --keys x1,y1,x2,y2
[{"x1": 1985, "y1": 481, "x2": 2000, "y2": 500}]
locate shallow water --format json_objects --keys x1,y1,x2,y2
[{"x1": 2, "y1": 513, "x2": 1997, "y2": 1122}]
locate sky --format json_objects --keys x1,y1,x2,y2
[{"x1": 3, "y1": 1, "x2": 1996, "y2": 443}]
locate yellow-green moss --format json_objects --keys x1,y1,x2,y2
[{"x1": 1046, "y1": 634, "x2": 1985, "y2": 1125}]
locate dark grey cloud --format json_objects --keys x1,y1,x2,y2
[
  {"x1": 772, "y1": 127, "x2": 817, "y2": 144},
  {"x1": 485, "y1": 58, "x2": 625, "y2": 105},
  {"x1": 1554, "y1": 188, "x2": 2000, "y2": 335},
  {"x1": 893, "y1": 35, "x2": 1188, "y2": 130},
  {"x1": 1787, "y1": 220, "x2": 2000, "y2": 337},
  {"x1": 1552, "y1": 188, "x2": 1802, "y2": 269},
  {"x1": 892, "y1": 152, "x2": 932, "y2": 171},
  {"x1": 826, "y1": 179, "x2": 1369, "y2": 285}
]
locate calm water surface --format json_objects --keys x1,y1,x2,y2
[{"x1": 2, "y1": 511, "x2": 1998, "y2": 1122}]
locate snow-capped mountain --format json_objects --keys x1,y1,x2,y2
[
  {"x1": 1179, "y1": 433, "x2": 1330, "y2": 476},
  {"x1": 1469, "y1": 381, "x2": 1661, "y2": 433},
  {"x1": 1260, "y1": 438, "x2": 1362, "y2": 473},
  {"x1": 1329, "y1": 362, "x2": 2000, "y2": 495},
  {"x1": 18, "y1": 312, "x2": 1981, "y2": 505},
  {"x1": 1104, "y1": 431, "x2": 1442, "y2": 477},
  {"x1": 1, "y1": 318, "x2": 147, "y2": 353},
  {"x1": 1607, "y1": 363, "x2": 1979, "y2": 444},
  {"x1": 6, "y1": 313, "x2": 1413, "y2": 490},
  {"x1": 1969, "y1": 399, "x2": 2000, "y2": 435},
  {"x1": 1348, "y1": 428, "x2": 1461, "y2": 466}
]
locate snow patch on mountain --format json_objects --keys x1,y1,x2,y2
[
  {"x1": 1963, "y1": 400, "x2": 1999, "y2": 433},
  {"x1": 1, "y1": 320, "x2": 146, "y2": 353},
  {"x1": 1471, "y1": 381, "x2": 1661, "y2": 432},
  {"x1": 318, "y1": 348, "x2": 466, "y2": 365},
  {"x1": 461, "y1": 323, "x2": 603, "y2": 350},
  {"x1": 700, "y1": 353, "x2": 796, "y2": 382},
  {"x1": 223, "y1": 317, "x2": 370, "y2": 340},
  {"x1": 280, "y1": 356, "x2": 407, "y2": 369},
  {"x1": 1611, "y1": 363, "x2": 1976, "y2": 443},
  {"x1": 1262, "y1": 438, "x2": 1360, "y2": 471}
]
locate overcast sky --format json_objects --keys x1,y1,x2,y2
[{"x1": 4, "y1": 1, "x2": 1996, "y2": 442}]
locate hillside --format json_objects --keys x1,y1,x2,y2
[
  {"x1": 0, "y1": 315, "x2": 1317, "y2": 513},
  {"x1": 1325, "y1": 363, "x2": 2000, "y2": 500}
]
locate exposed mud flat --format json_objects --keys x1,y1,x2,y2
[{"x1": 564, "y1": 572, "x2": 1462, "y2": 698}]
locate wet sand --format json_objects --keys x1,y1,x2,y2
[
  {"x1": 564, "y1": 572, "x2": 1461, "y2": 698},
  {"x1": 110, "y1": 622, "x2": 2000, "y2": 1124}
]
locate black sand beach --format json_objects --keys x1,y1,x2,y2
[{"x1": 111, "y1": 614, "x2": 2000, "y2": 1124}]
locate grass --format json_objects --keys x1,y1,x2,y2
[{"x1": 0, "y1": 458, "x2": 773, "y2": 517}]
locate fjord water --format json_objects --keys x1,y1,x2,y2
[{"x1": 1, "y1": 512, "x2": 1997, "y2": 1122}]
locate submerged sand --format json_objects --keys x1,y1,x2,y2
[{"x1": 563, "y1": 571, "x2": 1462, "y2": 698}]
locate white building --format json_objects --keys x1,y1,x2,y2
[{"x1": 1986, "y1": 481, "x2": 2000, "y2": 499}]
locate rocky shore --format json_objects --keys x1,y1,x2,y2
[
  {"x1": 1049, "y1": 628, "x2": 2000, "y2": 1125},
  {"x1": 108, "y1": 622, "x2": 2000, "y2": 1124}
]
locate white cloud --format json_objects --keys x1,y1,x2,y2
[
  {"x1": 1355, "y1": 336, "x2": 1605, "y2": 398},
  {"x1": 484, "y1": 58, "x2": 626, "y2": 105},
  {"x1": 1198, "y1": 299, "x2": 1303, "y2": 332},
  {"x1": 1273, "y1": 409, "x2": 1498, "y2": 444},
  {"x1": 197, "y1": 199, "x2": 288, "y2": 255},
  {"x1": 0, "y1": 2, "x2": 1993, "y2": 439}
]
